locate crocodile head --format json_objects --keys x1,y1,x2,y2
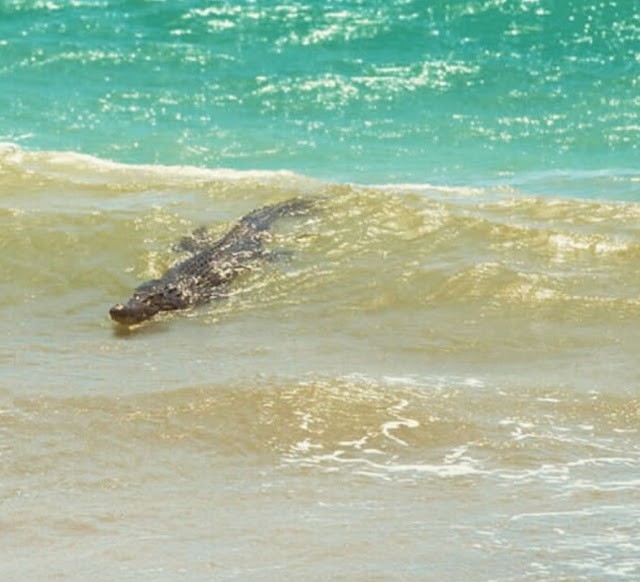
[
  {"x1": 109, "y1": 280, "x2": 189, "y2": 325},
  {"x1": 109, "y1": 300, "x2": 161, "y2": 325}
]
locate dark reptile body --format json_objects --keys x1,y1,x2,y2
[{"x1": 109, "y1": 198, "x2": 312, "y2": 325}]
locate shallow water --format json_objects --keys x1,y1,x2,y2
[
  {"x1": 1, "y1": 0, "x2": 639, "y2": 578},
  {"x1": 2, "y1": 148, "x2": 639, "y2": 580}
]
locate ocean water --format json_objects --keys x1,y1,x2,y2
[
  {"x1": 1, "y1": 1, "x2": 640, "y2": 580},
  {"x1": 1, "y1": 0, "x2": 639, "y2": 188}
]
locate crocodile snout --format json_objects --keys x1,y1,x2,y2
[{"x1": 109, "y1": 301, "x2": 159, "y2": 325}]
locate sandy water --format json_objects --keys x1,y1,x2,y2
[
  {"x1": 2, "y1": 0, "x2": 639, "y2": 578},
  {"x1": 1, "y1": 148, "x2": 639, "y2": 580}
]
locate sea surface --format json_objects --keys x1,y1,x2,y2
[{"x1": 1, "y1": 1, "x2": 639, "y2": 580}]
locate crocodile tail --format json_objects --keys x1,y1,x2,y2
[{"x1": 240, "y1": 197, "x2": 315, "y2": 230}]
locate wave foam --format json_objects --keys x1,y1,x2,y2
[{"x1": 0, "y1": 143, "x2": 310, "y2": 186}]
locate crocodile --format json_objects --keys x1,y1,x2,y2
[{"x1": 109, "y1": 197, "x2": 314, "y2": 325}]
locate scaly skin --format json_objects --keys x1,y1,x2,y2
[{"x1": 109, "y1": 197, "x2": 314, "y2": 325}]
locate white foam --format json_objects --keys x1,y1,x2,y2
[
  {"x1": 369, "y1": 181, "x2": 487, "y2": 197},
  {"x1": 283, "y1": 450, "x2": 481, "y2": 478},
  {"x1": 381, "y1": 417, "x2": 419, "y2": 446},
  {"x1": 0, "y1": 142, "x2": 308, "y2": 186}
]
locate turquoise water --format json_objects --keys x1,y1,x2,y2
[{"x1": 1, "y1": 0, "x2": 638, "y2": 191}]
